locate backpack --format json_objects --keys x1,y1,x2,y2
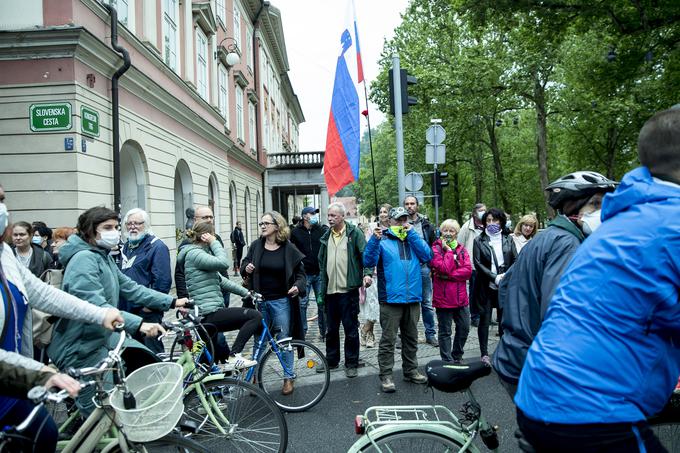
[{"x1": 32, "y1": 268, "x2": 64, "y2": 347}]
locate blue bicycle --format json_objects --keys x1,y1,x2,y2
[{"x1": 244, "y1": 292, "x2": 330, "y2": 412}]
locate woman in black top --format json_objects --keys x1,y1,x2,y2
[
  {"x1": 241, "y1": 211, "x2": 306, "y2": 395},
  {"x1": 472, "y1": 208, "x2": 517, "y2": 366},
  {"x1": 11, "y1": 221, "x2": 51, "y2": 278}
]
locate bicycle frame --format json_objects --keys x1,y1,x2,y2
[{"x1": 244, "y1": 318, "x2": 294, "y2": 382}]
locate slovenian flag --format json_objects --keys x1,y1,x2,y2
[{"x1": 323, "y1": 0, "x2": 364, "y2": 197}]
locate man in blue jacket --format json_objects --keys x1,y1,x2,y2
[
  {"x1": 120, "y1": 208, "x2": 171, "y2": 354},
  {"x1": 515, "y1": 108, "x2": 680, "y2": 451},
  {"x1": 364, "y1": 206, "x2": 433, "y2": 393}
]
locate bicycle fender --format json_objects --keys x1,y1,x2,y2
[{"x1": 347, "y1": 424, "x2": 479, "y2": 453}]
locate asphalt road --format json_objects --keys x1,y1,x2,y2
[{"x1": 284, "y1": 367, "x2": 520, "y2": 453}]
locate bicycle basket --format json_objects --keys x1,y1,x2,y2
[{"x1": 110, "y1": 362, "x2": 183, "y2": 442}]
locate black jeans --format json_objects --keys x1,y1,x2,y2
[
  {"x1": 0, "y1": 400, "x2": 58, "y2": 452},
  {"x1": 325, "y1": 289, "x2": 360, "y2": 368},
  {"x1": 517, "y1": 409, "x2": 667, "y2": 453},
  {"x1": 202, "y1": 307, "x2": 262, "y2": 355},
  {"x1": 477, "y1": 287, "x2": 498, "y2": 357},
  {"x1": 436, "y1": 306, "x2": 470, "y2": 362}
]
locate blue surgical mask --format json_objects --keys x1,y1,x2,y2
[
  {"x1": 32, "y1": 236, "x2": 42, "y2": 245},
  {"x1": 486, "y1": 224, "x2": 502, "y2": 236},
  {"x1": 310, "y1": 216, "x2": 319, "y2": 225}
]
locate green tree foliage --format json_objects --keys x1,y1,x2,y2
[{"x1": 356, "y1": 0, "x2": 680, "y2": 224}]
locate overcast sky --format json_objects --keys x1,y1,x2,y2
[{"x1": 274, "y1": 0, "x2": 409, "y2": 151}]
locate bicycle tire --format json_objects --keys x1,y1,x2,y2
[
  {"x1": 353, "y1": 428, "x2": 471, "y2": 452},
  {"x1": 182, "y1": 377, "x2": 288, "y2": 452},
  {"x1": 256, "y1": 339, "x2": 330, "y2": 412},
  {"x1": 111, "y1": 433, "x2": 209, "y2": 452}
]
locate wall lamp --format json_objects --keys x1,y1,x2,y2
[{"x1": 214, "y1": 36, "x2": 241, "y2": 67}]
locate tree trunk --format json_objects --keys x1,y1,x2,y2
[
  {"x1": 452, "y1": 158, "x2": 462, "y2": 224},
  {"x1": 473, "y1": 145, "x2": 484, "y2": 204},
  {"x1": 605, "y1": 126, "x2": 619, "y2": 179},
  {"x1": 487, "y1": 121, "x2": 511, "y2": 212},
  {"x1": 533, "y1": 75, "x2": 554, "y2": 218}
]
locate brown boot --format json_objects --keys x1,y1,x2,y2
[{"x1": 282, "y1": 379, "x2": 294, "y2": 395}]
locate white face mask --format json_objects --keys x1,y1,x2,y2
[
  {"x1": 477, "y1": 211, "x2": 486, "y2": 220},
  {"x1": 581, "y1": 209, "x2": 602, "y2": 236},
  {"x1": 96, "y1": 229, "x2": 120, "y2": 249},
  {"x1": 0, "y1": 203, "x2": 8, "y2": 237}
]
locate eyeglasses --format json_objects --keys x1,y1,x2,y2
[
  {"x1": 125, "y1": 221, "x2": 145, "y2": 228},
  {"x1": 258, "y1": 222, "x2": 276, "y2": 227},
  {"x1": 196, "y1": 215, "x2": 214, "y2": 221}
]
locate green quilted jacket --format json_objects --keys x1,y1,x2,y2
[{"x1": 177, "y1": 240, "x2": 248, "y2": 315}]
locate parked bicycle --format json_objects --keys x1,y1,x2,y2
[
  {"x1": 241, "y1": 291, "x2": 330, "y2": 412},
  {"x1": 0, "y1": 325, "x2": 207, "y2": 453},
  {"x1": 349, "y1": 359, "x2": 499, "y2": 452},
  {"x1": 161, "y1": 304, "x2": 288, "y2": 452}
]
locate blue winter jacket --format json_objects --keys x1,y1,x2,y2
[
  {"x1": 119, "y1": 234, "x2": 172, "y2": 313},
  {"x1": 363, "y1": 228, "x2": 433, "y2": 304},
  {"x1": 515, "y1": 167, "x2": 680, "y2": 424}
]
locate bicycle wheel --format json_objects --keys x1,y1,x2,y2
[
  {"x1": 353, "y1": 429, "x2": 469, "y2": 453},
  {"x1": 114, "y1": 433, "x2": 209, "y2": 452},
  {"x1": 256, "y1": 339, "x2": 330, "y2": 412},
  {"x1": 182, "y1": 377, "x2": 287, "y2": 452}
]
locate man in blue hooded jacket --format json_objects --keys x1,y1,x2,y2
[
  {"x1": 364, "y1": 206, "x2": 433, "y2": 393},
  {"x1": 515, "y1": 108, "x2": 680, "y2": 451}
]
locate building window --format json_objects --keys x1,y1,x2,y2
[
  {"x1": 196, "y1": 28, "x2": 208, "y2": 100},
  {"x1": 236, "y1": 86, "x2": 244, "y2": 141},
  {"x1": 233, "y1": 5, "x2": 241, "y2": 48},
  {"x1": 215, "y1": 0, "x2": 225, "y2": 25},
  {"x1": 162, "y1": 0, "x2": 178, "y2": 71},
  {"x1": 248, "y1": 102, "x2": 256, "y2": 151},
  {"x1": 110, "y1": 0, "x2": 129, "y2": 27},
  {"x1": 246, "y1": 27, "x2": 253, "y2": 70},
  {"x1": 218, "y1": 66, "x2": 230, "y2": 127},
  {"x1": 263, "y1": 109, "x2": 270, "y2": 151}
]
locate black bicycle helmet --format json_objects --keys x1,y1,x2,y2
[{"x1": 545, "y1": 171, "x2": 619, "y2": 210}]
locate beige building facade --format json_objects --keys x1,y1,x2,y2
[{"x1": 0, "y1": 0, "x2": 304, "y2": 252}]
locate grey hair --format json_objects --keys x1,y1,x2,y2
[
  {"x1": 123, "y1": 208, "x2": 153, "y2": 236},
  {"x1": 328, "y1": 202, "x2": 346, "y2": 216}
]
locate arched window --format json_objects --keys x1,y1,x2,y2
[
  {"x1": 229, "y1": 182, "x2": 238, "y2": 235},
  {"x1": 120, "y1": 140, "x2": 148, "y2": 215},
  {"x1": 174, "y1": 160, "x2": 193, "y2": 239},
  {"x1": 208, "y1": 173, "x2": 220, "y2": 234}
]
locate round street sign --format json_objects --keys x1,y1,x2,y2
[
  {"x1": 405, "y1": 172, "x2": 423, "y2": 192},
  {"x1": 426, "y1": 124, "x2": 446, "y2": 145}
]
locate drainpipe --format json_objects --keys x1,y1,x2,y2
[
  {"x1": 254, "y1": 1, "x2": 269, "y2": 205},
  {"x1": 103, "y1": 4, "x2": 131, "y2": 215}
]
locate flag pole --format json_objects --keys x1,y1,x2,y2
[{"x1": 362, "y1": 82, "x2": 379, "y2": 219}]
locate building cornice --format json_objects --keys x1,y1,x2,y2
[
  {"x1": 0, "y1": 26, "x2": 263, "y2": 173},
  {"x1": 192, "y1": 2, "x2": 217, "y2": 36}
]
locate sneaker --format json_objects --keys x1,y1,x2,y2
[
  {"x1": 426, "y1": 337, "x2": 438, "y2": 347},
  {"x1": 228, "y1": 353, "x2": 257, "y2": 370},
  {"x1": 316, "y1": 362, "x2": 338, "y2": 373},
  {"x1": 481, "y1": 355, "x2": 491, "y2": 367},
  {"x1": 345, "y1": 367, "x2": 358, "y2": 378},
  {"x1": 403, "y1": 371, "x2": 428, "y2": 384},
  {"x1": 453, "y1": 358, "x2": 465, "y2": 365},
  {"x1": 380, "y1": 376, "x2": 396, "y2": 393},
  {"x1": 365, "y1": 331, "x2": 375, "y2": 348},
  {"x1": 282, "y1": 379, "x2": 294, "y2": 395}
]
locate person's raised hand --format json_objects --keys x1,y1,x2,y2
[
  {"x1": 101, "y1": 308, "x2": 124, "y2": 331},
  {"x1": 201, "y1": 233, "x2": 216, "y2": 244},
  {"x1": 245, "y1": 263, "x2": 255, "y2": 274}
]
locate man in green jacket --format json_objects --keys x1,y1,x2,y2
[{"x1": 317, "y1": 202, "x2": 373, "y2": 378}]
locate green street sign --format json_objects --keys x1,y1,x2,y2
[
  {"x1": 81, "y1": 106, "x2": 100, "y2": 137},
  {"x1": 30, "y1": 102, "x2": 72, "y2": 132}
]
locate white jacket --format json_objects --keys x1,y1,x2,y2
[
  {"x1": 457, "y1": 218, "x2": 482, "y2": 257},
  {"x1": 0, "y1": 245, "x2": 106, "y2": 372}
]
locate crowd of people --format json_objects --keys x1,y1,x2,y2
[{"x1": 0, "y1": 107, "x2": 678, "y2": 452}]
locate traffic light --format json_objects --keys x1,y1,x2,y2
[
  {"x1": 388, "y1": 69, "x2": 418, "y2": 115},
  {"x1": 432, "y1": 170, "x2": 449, "y2": 207}
]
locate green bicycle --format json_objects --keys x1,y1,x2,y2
[
  {"x1": 349, "y1": 360, "x2": 499, "y2": 452},
  {"x1": 162, "y1": 307, "x2": 288, "y2": 453}
]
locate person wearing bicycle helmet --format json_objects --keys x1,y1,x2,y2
[
  {"x1": 493, "y1": 170, "x2": 618, "y2": 398},
  {"x1": 515, "y1": 108, "x2": 680, "y2": 451}
]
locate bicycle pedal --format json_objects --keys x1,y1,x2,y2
[{"x1": 179, "y1": 418, "x2": 200, "y2": 434}]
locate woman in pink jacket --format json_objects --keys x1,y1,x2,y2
[{"x1": 430, "y1": 219, "x2": 473, "y2": 363}]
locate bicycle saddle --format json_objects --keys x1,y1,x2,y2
[{"x1": 425, "y1": 359, "x2": 491, "y2": 393}]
